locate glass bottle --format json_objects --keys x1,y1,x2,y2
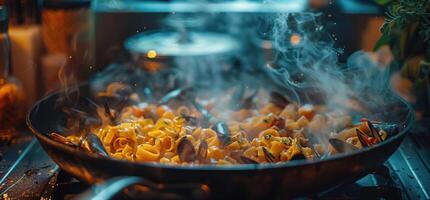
[{"x1": 0, "y1": 6, "x2": 24, "y2": 141}]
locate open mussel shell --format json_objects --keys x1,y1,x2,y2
[
  {"x1": 329, "y1": 138, "x2": 359, "y2": 153},
  {"x1": 191, "y1": 100, "x2": 213, "y2": 127},
  {"x1": 50, "y1": 132, "x2": 109, "y2": 157},
  {"x1": 81, "y1": 133, "x2": 109, "y2": 157},
  {"x1": 374, "y1": 123, "x2": 399, "y2": 137},
  {"x1": 177, "y1": 137, "x2": 197, "y2": 163},
  {"x1": 103, "y1": 102, "x2": 117, "y2": 125},
  {"x1": 212, "y1": 122, "x2": 231, "y2": 146},
  {"x1": 290, "y1": 153, "x2": 306, "y2": 161},
  {"x1": 180, "y1": 114, "x2": 202, "y2": 127},
  {"x1": 364, "y1": 120, "x2": 383, "y2": 143},
  {"x1": 196, "y1": 141, "x2": 208, "y2": 163},
  {"x1": 262, "y1": 147, "x2": 276, "y2": 163},
  {"x1": 240, "y1": 156, "x2": 259, "y2": 164},
  {"x1": 230, "y1": 151, "x2": 258, "y2": 164},
  {"x1": 356, "y1": 129, "x2": 370, "y2": 147}
]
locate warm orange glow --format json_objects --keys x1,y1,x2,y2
[
  {"x1": 147, "y1": 50, "x2": 157, "y2": 59},
  {"x1": 290, "y1": 34, "x2": 301, "y2": 46}
]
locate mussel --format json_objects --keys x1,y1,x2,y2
[
  {"x1": 230, "y1": 151, "x2": 258, "y2": 164},
  {"x1": 190, "y1": 100, "x2": 213, "y2": 127},
  {"x1": 181, "y1": 114, "x2": 200, "y2": 127},
  {"x1": 364, "y1": 120, "x2": 383, "y2": 143},
  {"x1": 356, "y1": 129, "x2": 372, "y2": 147},
  {"x1": 50, "y1": 132, "x2": 109, "y2": 157},
  {"x1": 374, "y1": 123, "x2": 399, "y2": 136},
  {"x1": 239, "y1": 156, "x2": 259, "y2": 164},
  {"x1": 355, "y1": 120, "x2": 389, "y2": 146},
  {"x1": 329, "y1": 138, "x2": 359, "y2": 153},
  {"x1": 81, "y1": 133, "x2": 109, "y2": 157},
  {"x1": 177, "y1": 137, "x2": 196, "y2": 163},
  {"x1": 262, "y1": 147, "x2": 276, "y2": 163},
  {"x1": 211, "y1": 122, "x2": 231, "y2": 146},
  {"x1": 290, "y1": 153, "x2": 306, "y2": 161},
  {"x1": 103, "y1": 102, "x2": 116, "y2": 124},
  {"x1": 196, "y1": 141, "x2": 208, "y2": 163}
]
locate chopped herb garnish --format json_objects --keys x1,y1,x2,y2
[{"x1": 282, "y1": 137, "x2": 291, "y2": 145}]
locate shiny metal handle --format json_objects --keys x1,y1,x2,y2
[{"x1": 74, "y1": 176, "x2": 210, "y2": 200}]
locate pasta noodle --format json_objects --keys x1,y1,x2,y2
[{"x1": 69, "y1": 89, "x2": 384, "y2": 166}]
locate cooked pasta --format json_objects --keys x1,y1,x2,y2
[
  {"x1": 54, "y1": 83, "x2": 393, "y2": 166},
  {"x1": 63, "y1": 95, "x2": 391, "y2": 166}
]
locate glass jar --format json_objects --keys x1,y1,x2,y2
[{"x1": 0, "y1": 6, "x2": 25, "y2": 139}]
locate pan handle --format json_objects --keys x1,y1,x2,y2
[{"x1": 74, "y1": 176, "x2": 210, "y2": 200}]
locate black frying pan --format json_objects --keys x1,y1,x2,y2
[{"x1": 27, "y1": 84, "x2": 414, "y2": 199}]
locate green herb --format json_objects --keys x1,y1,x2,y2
[
  {"x1": 282, "y1": 137, "x2": 291, "y2": 145},
  {"x1": 375, "y1": 0, "x2": 430, "y2": 59}
]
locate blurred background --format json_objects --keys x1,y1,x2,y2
[
  {"x1": 0, "y1": 0, "x2": 389, "y2": 101},
  {"x1": 2, "y1": 0, "x2": 428, "y2": 140},
  {"x1": 0, "y1": 0, "x2": 430, "y2": 199}
]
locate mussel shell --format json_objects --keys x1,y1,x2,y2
[
  {"x1": 239, "y1": 156, "x2": 259, "y2": 164},
  {"x1": 181, "y1": 115, "x2": 200, "y2": 127},
  {"x1": 356, "y1": 129, "x2": 370, "y2": 147},
  {"x1": 230, "y1": 151, "x2": 259, "y2": 164},
  {"x1": 290, "y1": 153, "x2": 306, "y2": 161},
  {"x1": 103, "y1": 102, "x2": 116, "y2": 125},
  {"x1": 329, "y1": 138, "x2": 359, "y2": 153},
  {"x1": 177, "y1": 137, "x2": 197, "y2": 163},
  {"x1": 196, "y1": 141, "x2": 208, "y2": 163},
  {"x1": 212, "y1": 122, "x2": 231, "y2": 146},
  {"x1": 374, "y1": 123, "x2": 399, "y2": 137},
  {"x1": 81, "y1": 133, "x2": 109, "y2": 157},
  {"x1": 365, "y1": 120, "x2": 383, "y2": 143},
  {"x1": 262, "y1": 147, "x2": 276, "y2": 163}
]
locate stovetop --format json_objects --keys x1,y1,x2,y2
[{"x1": 1, "y1": 128, "x2": 430, "y2": 200}]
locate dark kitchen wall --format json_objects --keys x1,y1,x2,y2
[
  {"x1": 93, "y1": 12, "x2": 166, "y2": 71},
  {"x1": 92, "y1": 0, "x2": 385, "y2": 70}
]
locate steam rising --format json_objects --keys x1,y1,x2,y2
[
  {"x1": 51, "y1": 9, "x2": 405, "y2": 137},
  {"x1": 267, "y1": 13, "x2": 394, "y2": 119},
  {"x1": 88, "y1": 11, "x2": 397, "y2": 122}
]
